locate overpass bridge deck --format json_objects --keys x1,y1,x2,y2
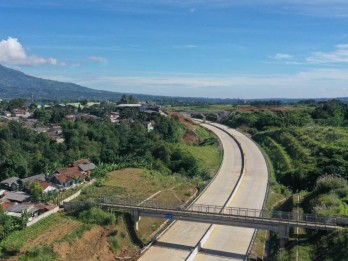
[{"x1": 63, "y1": 200, "x2": 348, "y2": 232}]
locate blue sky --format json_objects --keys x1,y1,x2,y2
[{"x1": 0, "y1": 0, "x2": 348, "y2": 98}]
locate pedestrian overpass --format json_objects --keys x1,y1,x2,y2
[{"x1": 63, "y1": 197, "x2": 347, "y2": 243}]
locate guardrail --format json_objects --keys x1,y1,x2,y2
[{"x1": 64, "y1": 199, "x2": 348, "y2": 228}]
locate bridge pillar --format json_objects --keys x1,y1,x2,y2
[
  {"x1": 278, "y1": 225, "x2": 289, "y2": 249},
  {"x1": 131, "y1": 210, "x2": 140, "y2": 231},
  {"x1": 199, "y1": 113, "x2": 206, "y2": 123}
]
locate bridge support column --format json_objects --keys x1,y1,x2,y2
[
  {"x1": 199, "y1": 113, "x2": 206, "y2": 123},
  {"x1": 131, "y1": 210, "x2": 140, "y2": 231},
  {"x1": 278, "y1": 225, "x2": 289, "y2": 249}
]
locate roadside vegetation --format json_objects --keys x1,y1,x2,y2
[
  {"x1": 224, "y1": 100, "x2": 348, "y2": 260},
  {"x1": 0, "y1": 97, "x2": 222, "y2": 260}
]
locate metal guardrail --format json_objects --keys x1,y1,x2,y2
[{"x1": 64, "y1": 198, "x2": 348, "y2": 228}]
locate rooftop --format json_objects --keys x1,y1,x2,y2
[{"x1": 0, "y1": 177, "x2": 20, "y2": 185}]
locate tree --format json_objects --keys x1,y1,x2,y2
[{"x1": 30, "y1": 182, "x2": 43, "y2": 202}]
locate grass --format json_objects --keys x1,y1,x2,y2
[
  {"x1": 0, "y1": 213, "x2": 85, "y2": 258},
  {"x1": 165, "y1": 104, "x2": 236, "y2": 112},
  {"x1": 18, "y1": 245, "x2": 58, "y2": 261},
  {"x1": 59, "y1": 223, "x2": 94, "y2": 244},
  {"x1": 179, "y1": 144, "x2": 221, "y2": 176}
]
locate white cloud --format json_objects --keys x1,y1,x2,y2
[
  {"x1": 307, "y1": 44, "x2": 348, "y2": 64},
  {"x1": 88, "y1": 56, "x2": 107, "y2": 64},
  {"x1": 173, "y1": 44, "x2": 198, "y2": 49},
  {"x1": 0, "y1": 37, "x2": 64, "y2": 66},
  {"x1": 273, "y1": 53, "x2": 294, "y2": 60},
  {"x1": 48, "y1": 68, "x2": 347, "y2": 99}
]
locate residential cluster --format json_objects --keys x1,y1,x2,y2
[{"x1": 0, "y1": 159, "x2": 96, "y2": 222}]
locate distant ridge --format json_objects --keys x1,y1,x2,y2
[
  {"x1": 0, "y1": 64, "x2": 141, "y2": 101},
  {"x1": 0, "y1": 64, "x2": 346, "y2": 102}
]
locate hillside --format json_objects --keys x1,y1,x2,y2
[
  {"x1": 0, "y1": 64, "x2": 126, "y2": 100},
  {"x1": 1, "y1": 64, "x2": 347, "y2": 104},
  {"x1": 0, "y1": 64, "x2": 236, "y2": 103}
]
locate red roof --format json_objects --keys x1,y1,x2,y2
[
  {"x1": 72, "y1": 159, "x2": 90, "y2": 167},
  {"x1": 0, "y1": 201, "x2": 15, "y2": 210},
  {"x1": 36, "y1": 180, "x2": 54, "y2": 190},
  {"x1": 56, "y1": 167, "x2": 80, "y2": 175}
]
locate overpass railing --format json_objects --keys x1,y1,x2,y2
[{"x1": 69, "y1": 196, "x2": 348, "y2": 227}]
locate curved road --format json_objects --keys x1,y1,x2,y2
[
  {"x1": 195, "y1": 123, "x2": 268, "y2": 260},
  {"x1": 140, "y1": 122, "x2": 268, "y2": 260}
]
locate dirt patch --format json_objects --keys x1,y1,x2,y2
[
  {"x1": 237, "y1": 106, "x2": 297, "y2": 113},
  {"x1": 183, "y1": 129, "x2": 199, "y2": 144},
  {"x1": 22, "y1": 218, "x2": 81, "y2": 252},
  {"x1": 53, "y1": 227, "x2": 115, "y2": 261},
  {"x1": 171, "y1": 112, "x2": 196, "y2": 130}
]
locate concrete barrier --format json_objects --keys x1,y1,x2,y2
[
  {"x1": 185, "y1": 122, "x2": 246, "y2": 261},
  {"x1": 27, "y1": 206, "x2": 59, "y2": 227}
]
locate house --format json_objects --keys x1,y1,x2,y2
[
  {"x1": 35, "y1": 180, "x2": 57, "y2": 194},
  {"x1": 72, "y1": 159, "x2": 91, "y2": 167},
  {"x1": 5, "y1": 203, "x2": 40, "y2": 220},
  {"x1": 13, "y1": 109, "x2": 31, "y2": 118},
  {"x1": 52, "y1": 167, "x2": 87, "y2": 188},
  {"x1": 0, "y1": 201, "x2": 15, "y2": 210},
  {"x1": 22, "y1": 118, "x2": 38, "y2": 128},
  {"x1": 65, "y1": 115, "x2": 76, "y2": 122},
  {"x1": 33, "y1": 127, "x2": 49, "y2": 133},
  {"x1": 0, "y1": 189, "x2": 6, "y2": 198},
  {"x1": 2, "y1": 111, "x2": 11, "y2": 117},
  {"x1": 32, "y1": 203, "x2": 57, "y2": 214},
  {"x1": 0, "y1": 177, "x2": 21, "y2": 191},
  {"x1": 47, "y1": 130, "x2": 65, "y2": 143},
  {"x1": 3, "y1": 191, "x2": 31, "y2": 203},
  {"x1": 110, "y1": 112, "x2": 120, "y2": 123},
  {"x1": 19, "y1": 174, "x2": 46, "y2": 189},
  {"x1": 144, "y1": 121, "x2": 155, "y2": 132},
  {"x1": 78, "y1": 162, "x2": 96, "y2": 172}
]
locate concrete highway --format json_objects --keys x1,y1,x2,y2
[
  {"x1": 139, "y1": 122, "x2": 268, "y2": 261},
  {"x1": 195, "y1": 123, "x2": 268, "y2": 260}
]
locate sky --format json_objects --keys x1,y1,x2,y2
[{"x1": 0, "y1": 0, "x2": 348, "y2": 99}]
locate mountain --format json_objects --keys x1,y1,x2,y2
[
  {"x1": 0, "y1": 64, "x2": 151, "y2": 101},
  {"x1": 0, "y1": 64, "x2": 347, "y2": 103}
]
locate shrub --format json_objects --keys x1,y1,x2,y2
[
  {"x1": 19, "y1": 245, "x2": 57, "y2": 261},
  {"x1": 78, "y1": 207, "x2": 116, "y2": 225},
  {"x1": 314, "y1": 175, "x2": 347, "y2": 195},
  {"x1": 108, "y1": 236, "x2": 120, "y2": 252}
]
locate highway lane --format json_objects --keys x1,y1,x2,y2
[
  {"x1": 196, "y1": 123, "x2": 268, "y2": 261},
  {"x1": 140, "y1": 123, "x2": 243, "y2": 261}
]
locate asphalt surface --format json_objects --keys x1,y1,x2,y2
[
  {"x1": 195, "y1": 123, "x2": 268, "y2": 260},
  {"x1": 139, "y1": 122, "x2": 268, "y2": 261}
]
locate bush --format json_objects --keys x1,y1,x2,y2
[
  {"x1": 19, "y1": 245, "x2": 57, "y2": 261},
  {"x1": 314, "y1": 175, "x2": 347, "y2": 195},
  {"x1": 78, "y1": 207, "x2": 116, "y2": 225},
  {"x1": 108, "y1": 236, "x2": 120, "y2": 252}
]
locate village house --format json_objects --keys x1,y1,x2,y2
[
  {"x1": 2, "y1": 111, "x2": 11, "y2": 117},
  {"x1": 46, "y1": 130, "x2": 65, "y2": 143},
  {"x1": 145, "y1": 121, "x2": 155, "y2": 132},
  {"x1": 110, "y1": 111, "x2": 120, "y2": 123},
  {"x1": 65, "y1": 114, "x2": 76, "y2": 122},
  {"x1": 51, "y1": 167, "x2": 89, "y2": 188},
  {"x1": 5, "y1": 203, "x2": 40, "y2": 220},
  {"x1": 0, "y1": 177, "x2": 21, "y2": 191},
  {"x1": 19, "y1": 174, "x2": 46, "y2": 188},
  {"x1": 35, "y1": 180, "x2": 57, "y2": 193},
  {"x1": 13, "y1": 109, "x2": 32, "y2": 118},
  {"x1": 1, "y1": 191, "x2": 31, "y2": 203}
]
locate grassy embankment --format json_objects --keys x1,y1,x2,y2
[
  {"x1": 245, "y1": 124, "x2": 348, "y2": 259},
  {"x1": 0, "y1": 118, "x2": 222, "y2": 260}
]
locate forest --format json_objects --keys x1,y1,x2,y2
[
  {"x1": 0, "y1": 101, "x2": 210, "y2": 182},
  {"x1": 224, "y1": 100, "x2": 348, "y2": 260}
]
